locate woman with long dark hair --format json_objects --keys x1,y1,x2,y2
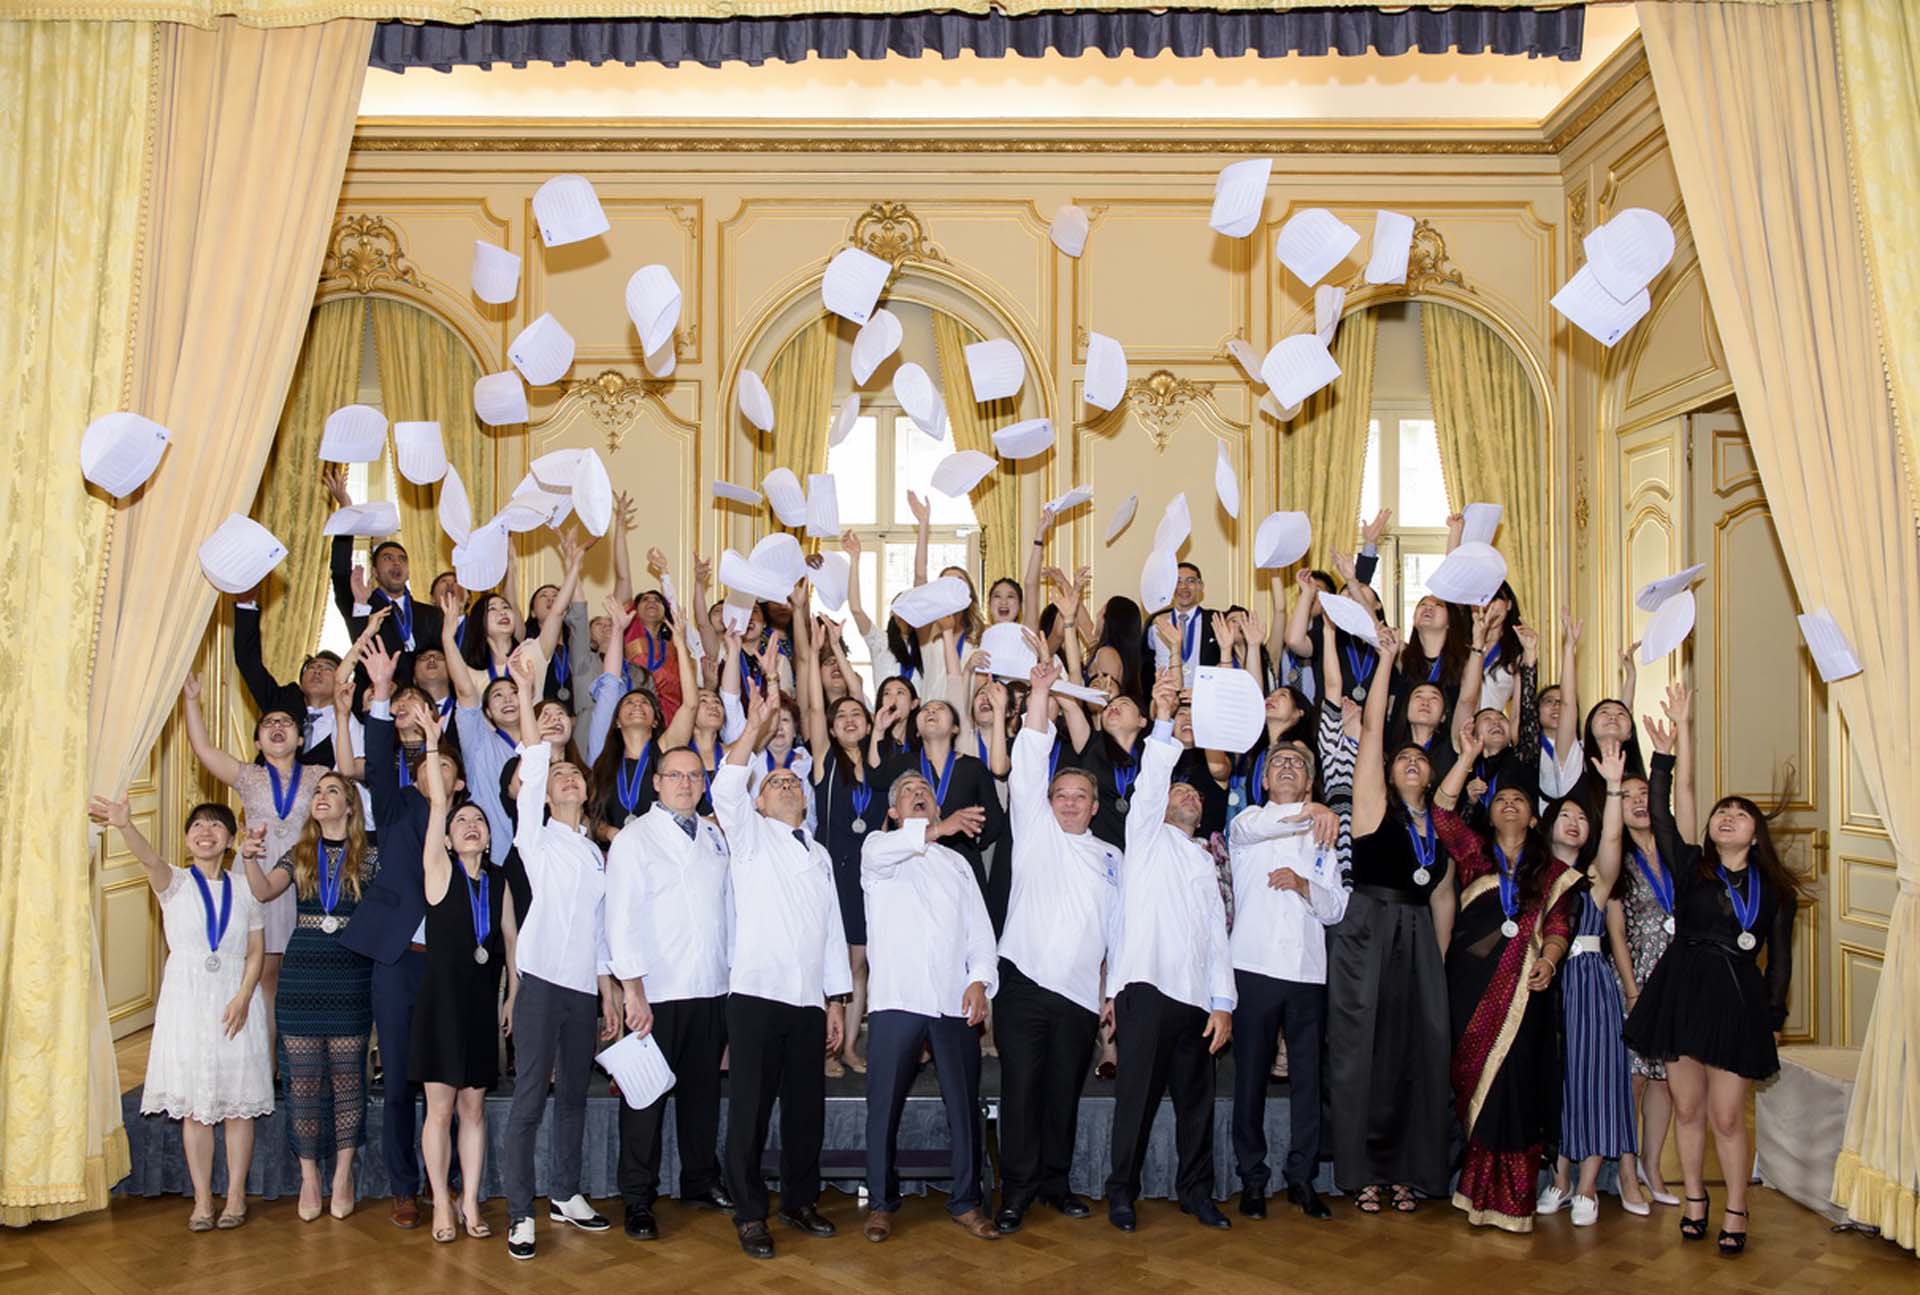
[
  {"x1": 1400, "y1": 595, "x2": 1472, "y2": 700},
  {"x1": 1087, "y1": 595, "x2": 1148, "y2": 703},
  {"x1": 240, "y1": 770, "x2": 377, "y2": 1221},
  {"x1": 1434, "y1": 761, "x2": 1580, "y2": 1234},
  {"x1": 1326, "y1": 629, "x2": 1460, "y2": 1216},
  {"x1": 1624, "y1": 706, "x2": 1799, "y2": 1257}
]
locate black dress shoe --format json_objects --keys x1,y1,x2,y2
[
  {"x1": 736, "y1": 1220, "x2": 774, "y2": 1259},
  {"x1": 778, "y1": 1205, "x2": 836, "y2": 1237},
  {"x1": 681, "y1": 1186, "x2": 733, "y2": 1212},
  {"x1": 1039, "y1": 1192, "x2": 1091, "y2": 1219},
  {"x1": 623, "y1": 1204, "x2": 658, "y2": 1240},
  {"x1": 1181, "y1": 1200, "x2": 1232, "y2": 1229},
  {"x1": 994, "y1": 1205, "x2": 1025, "y2": 1234},
  {"x1": 1239, "y1": 1190, "x2": 1267, "y2": 1219},
  {"x1": 1286, "y1": 1184, "x2": 1332, "y2": 1220},
  {"x1": 1108, "y1": 1202, "x2": 1137, "y2": 1232}
]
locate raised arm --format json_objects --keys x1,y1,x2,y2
[
  {"x1": 1664, "y1": 682, "x2": 1697, "y2": 830},
  {"x1": 1010, "y1": 660, "x2": 1064, "y2": 837},
  {"x1": 501, "y1": 553, "x2": 528, "y2": 643},
  {"x1": 610, "y1": 492, "x2": 636, "y2": 608},
  {"x1": 801, "y1": 615, "x2": 834, "y2": 768},
  {"x1": 656, "y1": 607, "x2": 703, "y2": 750},
  {"x1": 1554, "y1": 608, "x2": 1582, "y2": 759},
  {"x1": 420, "y1": 716, "x2": 453, "y2": 903},
  {"x1": 1283, "y1": 569, "x2": 1318, "y2": 658},
  {"x1": 535, "y1": 531, "x2": 588, "y2": 662},
  {"x1": 906, "y1": 490, "x2": 931, "y2": 588},
  {"x1": 1020, "y1": 510, "x2": 1054, "y2": 632},
  {"x1": 331, "y1": 664, "x2": 362, "y2": 782},
  {"x1": 511, "y1": 644, "x2": 544, "y2": 749},
  {"x1": 440, "y1": 589, "x2": 484, "y2": 707},
  {"x1": 324, "y1": 466, "x2": 366, "y2": 628},
  {"x1": 1643, "y1": 736, "x2": 1690, "y2": 877},
  {"x1": 1619, "y1": 639, "x2": 1640, "y2": 714},
  {"x1": 181, "y1": 675, "x2": 245, "y2": 787},
  {"x1": 1512, "y1": 624, "x2": 1541, "y2": 760},
  {"x1": 1350, "y1": 628, "x2": 1401, "y2": 837},
  {"x1": 1123, "y1": 669, "x2": 1182, "y2": 857},
  {"x1": 230, "y1": 597, "x2": 289, "y2": 716},
  {"x1": 1054, "y1": 568, "x2": 1089, "y2": 682},
  {"x1": 87, "y1": 796, "x2": 173, "y2": 896},
  {"x1": 840, "y1": 531, "x2": 875, "y2": 638},
  {"x1": 1590, "y1": 739, "x2": 1627, "y2": 905},
  {"x1": 1433, "y1": 726, "x2": 1481, "y2": 812}
]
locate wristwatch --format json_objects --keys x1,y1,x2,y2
[{"x1": 827, "y1": 993, "x2": 852, "y2": 1006}]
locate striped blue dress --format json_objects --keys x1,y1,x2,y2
[{"x1": 1559, "y1": 887, "x2": 1637, "y2": 1160}]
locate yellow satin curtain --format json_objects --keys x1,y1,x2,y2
[
  {"x1": 1836, "y1": 0, "x2": 1920, "y2": 527},
  {"x1": 932, "y1": 312, "x2": 1020, "y2": 585},
  {"x1": 371, "y1": 296, "x2": 492, "y2": 583},
  {"x1": 88, "y1": 15, "x2": 372, "y2": 801},
  {"x1": 1279, "y1": 307, "x2": 1379, "y2": 573},
  {"x1": 1638, "y1": 0, "x2": 1919, "y2": 1250},
  {"x1": 0, "y1": 18, "x2": 153, "y2": 1227},
  {"x1": 251, "y1": 298, "x2": 365, "y2": 679},
  {"x1": 753, "y1": 314, "x2": 836, "y2": 537},
  {"x1": 1421, "y1": 302, "x2": 1545, "y2": 617}
]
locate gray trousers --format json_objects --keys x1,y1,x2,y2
[{"x1": 504, "y1": 973, "x2": 599, "y2": 1221}]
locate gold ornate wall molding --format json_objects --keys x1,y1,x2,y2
[
  {"x1": 848, "y1": 201, "x2": 948, "y2": 266},
  {"x1": 555, "y1": 368, "x2": 694, "y2": 451},
  {"x1": 318, "y1": 214, "x2": 425, "y2": 295},
  {"x1": 1341, "y1": 218, "x2": 1472, "y2": 297},
  {"x1": 1126, "y1": 370, "x2": 1216, "y2": 451}
]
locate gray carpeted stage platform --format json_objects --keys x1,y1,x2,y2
[{"x1": 116, "y1": 1054, "x2": 1335, "y2": 1204}]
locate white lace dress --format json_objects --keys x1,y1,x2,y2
[{"x1": 141, "y1": 867, "x2": 275, "y2": 1125}]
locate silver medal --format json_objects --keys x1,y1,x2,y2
[
  {"x1": 1663, "y1": 916, "x2": 1676, "y2": 936},
  {"x1": 1736, "y1": 931, "x2": 1757, "y2": 952},
  {"x1": 1114, "y1": 797, "x2": 1130, "y2": 814},
  {"x1": 1351, "y1": 684, "x2": 1366, "y2": 702},
  {"x1": 1228, "y1": 790, "x2": 1242, "y2": 807},
  {"x1": 204, "y1": 954, "x2": 221, "y2": 972},
  {"x1": 474, "y1": 945, "x2": 490, "y2": 964},
  {"x1": 1500, "y1": 919, "x2": 1519, "y2": 939},
  {"x1": 851, "y1": 818, "x2": 868, "y2": 835},
  {"x1": 1412, "y1": 867, "x2": 1431, "y2": 886},
  {"x1": 320, "y1": 915, "x2": 340, "y2": 934}
]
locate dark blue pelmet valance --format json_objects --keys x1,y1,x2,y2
[{"x1": 370, "y1": 6, "x2": 1585, "y2": 72}]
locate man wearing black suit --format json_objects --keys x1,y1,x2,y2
[
  {"x1": 1144, "y1": 562, "x2": 1221, "y2": 686},
  {"x1": 340, "y1": 647, "x2": 466, "y2": 1230},
  {"x1": 326, "y1": 467, "x2": 443, "y2": 668},
  {"x1": 230, "y1": 594, "x2": 341, "y2": 768}
]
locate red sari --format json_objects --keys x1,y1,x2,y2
[
  {"x1": 623, "y1": 623, "x2": 682, "y2": 725},
  {"x1": 1444, "y1": 838, "x2": 1578, "y2": 1233}
]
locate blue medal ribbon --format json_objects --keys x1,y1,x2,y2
[
  {"x1": 492, "y1": 724, "x2": 516, "y2": 751},
  {"x1": 977, "y1": 733, "x2": 989, "y2": 762},
  {"x1": 1426, "y1": 656, "x2": 1443, "y2": 684},
  {"x1": 267, "y1": 761, "x2": 303, "y2": 821},
  {"x1": 1493, "y1": 844, "x2": 1520, "y2": 921},
  {"x1": 1630, "y1": 843, "x2": 1674, "y2": 917},
  {"x1": 1111, "y1": 743, "x2": 1141, "y2": 804},
  {"x1": 765, "y1": 746, "x2": 799, "y2": 774},
  {"x1": 1342, "y1": 639, "x2": 1378, "y2": 689},
  {"x1": 390, "y1": 593, "x2": 415, "y2": 650},
  {"x1": 317, "y1": 842, "x2": 345, "y2": 917},
  {"x1": 849, "y1": 777, "x2": 874, "y2": 823},
  {"x1": 191, "y1": 867, "x2": 233, "y2": 957},
  {"x1": 1406, "y1": 810, "x2": 1439, "y2": 880},
  {"x1": 463, "y1": 866, "x2": 492, "y2": 951},
  {"x1": 1483, "y1": 642, "x2": 1502, "y2": 673},
  {"x1": 487, "y1": 659, "x2": 507, "y2": 683},
  {"x1": 1243, "y1": 748, "x2": 1270, "y2": 808},
  {"x1": 639, "y1": 628, "x2": 667, "y2": 672},
  {"x1": 1540, "y1": 734, "x2": 1556, "y2": 762},
  {"x1": 617, "y1": 745, "x2": 653, "y2": 815},
  {"x1": 438, "y1": 693, "x2": 456, "y2": 719},
  {"x1": 1718, "y1": 864, "x2": 1763, "y2": 943},
  {"x1": 1475, "y1": 757, "x2": 1498, "y2": 808},
  {"x1": 1048, "y1": 739, "x2": 1064, "y2": 783},
  {"x1": 398, "y1": 747, "x2": 417, "y2": 789},
  {"x1": 551, "y1": 642, "x2": 571, "y2": 691},
  {"x1": 921, "y1": 746, "x2": 958, "y2": 806},
  {"x1": 1180, "y1": 611, "x2": 1199, "y2": 664}
]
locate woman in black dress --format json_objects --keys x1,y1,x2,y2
[
  {"x1": 803, "y1": 623, "x2": 882, "y2": 1076},
  {"x1": 1326, "y1": 629, "x2": 1460, "y2": 1215},
  {"x1": 1624, "y1": 719, "x2": 1797, "y2": 1257},
  {"x1": 414, "y1": 709, "x2": 519, "y2": 1243}
]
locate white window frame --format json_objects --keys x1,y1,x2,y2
[{"x1": 1363, "y1": 403, "x2": 1449, "y2": 630}]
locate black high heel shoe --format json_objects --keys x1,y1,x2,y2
[
  {"x1": 1679, "y1": 1194, "x2": 1710, "y2": 1241},
  {"x1": 1717, "y1": 1207, "x2": 1748, "y2": 1256}
]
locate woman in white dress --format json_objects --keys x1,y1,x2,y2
[{"x1": 90, "y1": 796, "x2": 273, "y2": 1231}]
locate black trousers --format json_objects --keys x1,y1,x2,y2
[
  {"x1": 1106, "y1": 982, "x2": 1214, "y2": 1209},
  {"x1": 617, "y1": 995, "x2": 728, "y2": 1207},
  {"x1": 1231, "y1": 970, "x2": 1325, "y2": 1193},
  {"x1": 723, "y1": 994, "x2": 825, "y2": 1223},
  {"x1": 993, "y1": 958, "x2": 1098, "y2": 1209},
  {"x1": 864, "y1": 1010, "x2": 983, "y2": 1215}
]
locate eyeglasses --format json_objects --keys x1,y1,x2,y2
[
  {"x1": 1174, "y1": 576, "x2": 1203, "y2": 588},
  {"x1": 763, "y1": 774, "x2": 805, "y2": 791},
  {"x1": 657, "y1": 770, "x2": 705, "y2": 784},
  {"x1": 1269, "y1": 753, "x2": 1310, "y2": 773}
]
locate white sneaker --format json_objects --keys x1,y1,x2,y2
[
  {"x1": 1571, "y1": 1195, "x2": 1599, "y2": 1226},
  {"x1": 507, "y1": 1217, "x2": 536, "y2": 1261},
  {"x1": 1536, "y1": 1185, "x2": 1568, "y2": 1215}
]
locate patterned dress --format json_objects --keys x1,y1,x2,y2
[
  {"x1": 233, "y1": 761, "x2": 319, "y2": 955},
  {"x1": 1620, "y1": 842, "x2": 1676, "y2": 1080},
  {"x1": 1558, "y1": 887, "x2": 1636, "y2": 1160}
]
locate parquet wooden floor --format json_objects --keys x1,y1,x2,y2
[{"x1": 31, "y1": 1030, "x2": 1900, "y2": 1295}]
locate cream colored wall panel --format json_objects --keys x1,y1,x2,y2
[
  {"x1": 1074, "y1": 200, "x2": 1250, "y2": 364},
  {"x1": 1595, "y1": 124, "x2": 1682, "y2": 229},
  {"x1": 1838, "y1": 715, "x2": 1887, "y2": 838},
  {"x1": 323, "y1": 201, "x2": 515, "y2": 366},
  {"x1": 722, "y1": 203, "x2": 873, "y2": 349},
  {"x1": 1621, "y1": 265, "x2": 1725, "y2": 426},
  {"x1": 1775, "y1": 843, "x2": 1818, "y2": 1043},
  {"x1": 1837, "y1": 855, "x2": 1897, "y2": 933},
  {"x1": 526, "y1": 198, "x2": 702, "y2": 367},
  {"x1": 103, "y1": 880, "x2": 157, "y2": 1026},
  {"x1": 1838, "y1": 943, "x2": 1883, "y2": 1048},
  {"x1": 1623, "y1": 438, "x2": 1672, "y2": 500},
  {"x1": 903, "y1": 201, "x2": 1052, "y2": 345},
  {"x1": 1711, "y1": 501, "x2": 1813, "y2": 804}
]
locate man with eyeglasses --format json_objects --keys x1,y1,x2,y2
[
  {"x1": 1145, "y1": 562, "x2": 1220, "y2": 687},
  {"x1": 712, "y1": 689, "x2": 851, "y2": 1260},
  {"x1": 605, "y1": 746, "x2": 736, "y2": 1242},
  {"x1": 1225, "y1": 732, "x2": 1348, "y2": 1222},
  {"x1": 1103, "y1": 667, "x2": 1237, "y2": 1232}
]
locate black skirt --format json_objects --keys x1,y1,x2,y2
[{"x1": 1624, "y1": 936, "x2": 1780, "y2": 1081}]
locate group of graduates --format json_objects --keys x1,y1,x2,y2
[{"x1": 97, "y1": 480, "x2": 1798, "y2": 1261}]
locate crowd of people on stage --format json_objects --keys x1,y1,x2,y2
[{"x1": 93, "y1": 476, "x2": 1799, "y2": 1260}]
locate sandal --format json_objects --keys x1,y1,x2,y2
[
  {"x1": 461, "y1": 1202, "x2": 493, "y2": 1239},
  {"x1": 1356, "y1": 1185, "x2": 1383, "y2": 1215},
  {"x1": 215, "y1": 1207, "x2": 247, "y2": 1230},
  {"x1": 1680, "y1": 1193, "x2": 1710, "y2": 1241},
  {"x1": 1717, "y1": 1207, "x2": 1748, "y2": 1256},
  {"x1": 187, "y1": 1211, "x2": 216, "y2": 1233},
  {"x1": 1391, "y1": 1184, "x2": 1417, "y2": 1213}
]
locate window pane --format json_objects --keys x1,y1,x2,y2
[
  {"x1": 925, "y1": 541, "x2": 971, "y2": 584},
  {"x1": 1358, "y1": 419, "x2": 1381, "y2": 523},
  {"x1": 894, "y1": 417, "x2": 978, "y2": 526},
  {"x1": 826, "y1": 415, "x2": 880, "y2": 526},
  {"x1": 1396, "y1": 418, "x2": 1449, "y2": 527},
  {"x1": 882, "y1": 541, "x2": 975, "y2": 617},
  {"x1": 1400, "y1": 550, "x2": 1448, "y2": 630},
  {"x1": 882, "y1": 542, "x2": 917, "y2": 615}
]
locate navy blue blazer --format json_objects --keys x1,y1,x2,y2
[{"x1": 340, "y1": 713, "x2": 429, "y2": 967}]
